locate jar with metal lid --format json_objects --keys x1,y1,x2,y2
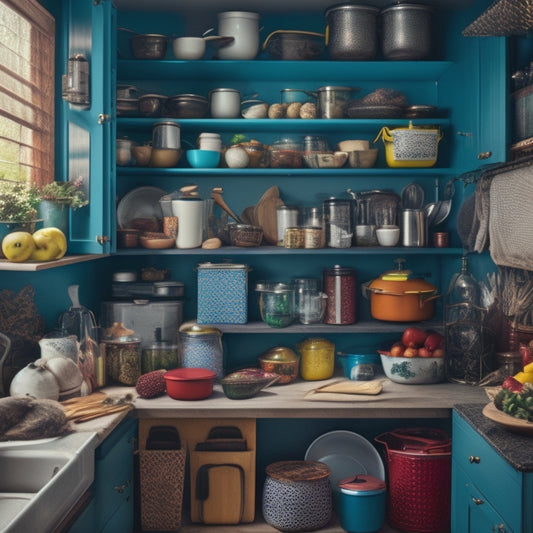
[
  {"x1": 100, "y1": 321, "x2": 141, "y2": 386},
  {"x1": 263, "y1": 460, "x2": 332, "y2": 532},
  {"x1": 256, "y1": 282, "x2": 296, "y2": 328},
  {"x1": 277, "y1": 206, "x2": 299, "y2": 246},
  {"x1": 152, "y1": 120, "x2": 181, "y2": 149},
  {"x1": 323, "y1": 265, "x2": 357, "y2": 324},
  {"x1": 495, "y1": 351, "x2": 523, "y2": 377},
  {"x1": 323, "y1": 198, "x2": 353, "y2": 248},
  {"x1": 179, "y1": 323, "x2": 223, "y2": 379},
  {"x1": 297, "y1": 338, "x2": 335, "y2": 380}
]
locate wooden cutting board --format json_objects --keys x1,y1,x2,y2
[
  {"x1": 240, "y1": 205, "x2": 257, "y2": 226},
  {"x1": 254, "y1": 186, "x2": 284, "y2": 245}
]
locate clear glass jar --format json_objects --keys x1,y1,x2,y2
[
  {"x1": 256, "y1": 283, "x2": 296, "y2": 328},
  {"x1": 444, "y1": 256, "x2": 495, "y2": 384}
]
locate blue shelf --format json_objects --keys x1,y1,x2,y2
[
  {"x1": 115, "y1": 246, "x2": 464, "y2": 256},
  {"x1": 117, "y1": 117, "x2": 451, "y2": 131},
  {"x1": 117, "y1": 60, "x2": 454, "y2": 82}
]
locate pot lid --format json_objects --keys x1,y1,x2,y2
[
  {"x1": 338, "y1": 474, "x2": 386, "y2": 493},
  {"x1": 259, "y1": 346, "x2": 299, "y2": 362},
  {"x1": 164, "y1": 367, "x2": 216, "y2": 381},
  {"x1": 179, "y1": 323, "x2": 222, "y2": 336},
  {"x1": 266, "y1": 460, "x2": 330, "y2": 482},
  {"x1": 297, "y1": 337, "x2": 334, "y2": 352}
]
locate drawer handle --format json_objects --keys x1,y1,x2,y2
[
  {"x1": 469, "y1": 455, "x2": 480, "y2": 464},
  {"x1": 114, "y1": 480, "x2": 131, "y2": 494},
  {"x1": 472, "y1": 497, "x2": 484, "y2": 505}
]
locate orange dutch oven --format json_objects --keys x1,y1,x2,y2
[{"x1": 363, "y1": 263, "x2": 439, "y2": 322}]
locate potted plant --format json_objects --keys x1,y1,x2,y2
[{"x1": 35, "y1": 177, "x2": 88, "y2": 234}]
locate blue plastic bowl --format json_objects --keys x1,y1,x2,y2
[
  {"x1": 186, "y1": 149, "x2": 220, "y2": 168},
  {"x1": 336, "y1": 350, "x2": 381, "y2": 381}
]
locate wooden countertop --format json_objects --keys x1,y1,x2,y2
[{"x1": 102, "y1": 376, "x2": 489, "y2": 420}]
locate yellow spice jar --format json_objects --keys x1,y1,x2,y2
[{"x1": 297, "y1": 337, "x2": 335, "y2": 381}]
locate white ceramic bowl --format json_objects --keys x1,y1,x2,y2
[
  {"x1": 376, "y1": 225, "x2": 400, "y2": 246},
  {"x1": 379, "y1": 353, "x2": 445, "y2": 384},
  {"x1": 338, "y1": 139, "x2": 370, "y2": 152},
  {"x1": 172, "y1": 37, "x2": 206, "y2": 60}
]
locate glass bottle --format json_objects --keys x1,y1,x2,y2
[{"x1": 444, "y1": 256, "x2": 494, "y2": 384}]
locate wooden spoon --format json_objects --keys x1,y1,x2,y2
[{"x1": 211, "y1": 187, "x2": 242, "y2": 223}]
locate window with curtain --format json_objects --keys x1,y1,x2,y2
[{"x1": 0, "y1": 0, "x2": 54, "y2": 189}]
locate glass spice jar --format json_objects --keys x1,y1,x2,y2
[
  {"x1": 323, "y1": 265, "x2": 357, "y2": 324},
  {"x1": 100, "y1": 322, "x2": 141, "y2": 386}
]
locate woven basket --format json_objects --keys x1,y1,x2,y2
[
  {"x1": 375, "y1": 428, "x2": 451, "y2": 533},
  {"x1": 139, "y1": 448, "x2": 186, "y2": 531},
  {"x1": 463, "y1": 0, "x2": 533, "y2": 36}
]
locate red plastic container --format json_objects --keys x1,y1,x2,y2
[
  {"x1": 375, "y1": 428, "x2": 451, "y2": 533},
  {"x1": 164, "y1": 368, "x2": 216, "y2": 400}
]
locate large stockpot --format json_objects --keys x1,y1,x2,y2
[
  {"x1": 381, "y1": 4, "x2": 434, "y2": 61},
  {"x1": 325, "y1": 4, "x2": 379, "y2": 60},
  {"x1": 363, "y1": 265, "x2": 439, "y2": 322}
]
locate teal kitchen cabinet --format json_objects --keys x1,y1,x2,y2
[
  {"x1": 67, "y1": 417, "x2": 137, "y2": 533},
  {"x1": 452, "y1": 407, "x2": 533, "y2": 533}
]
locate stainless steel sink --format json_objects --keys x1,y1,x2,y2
[{"x1": 0, "y1": 432, "x2": 98, "y2": 533}]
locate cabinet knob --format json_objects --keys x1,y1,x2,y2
[
  {"x1": 114, "y1": 480, "x2": 131, "y2": 494},
  {"x1": 469, "y1": 455, "x2": 480, "y2": 464},
  {"x1": 493, "y1": 525, "x2": 508, "y2": 532},
  {"x1": 472, "y1": 497, "x2": 484, "y2": 505},
  {"x1": 98, "y1": 113, "x2": 110, "y2": 124}
]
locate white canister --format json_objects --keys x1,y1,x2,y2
[
  {"x1": 209, "y1": 88, "x2": 241, "y2": 118},
  {"x1": 172, "y1": 187, "x2": 204, "y2": 249},
  {"x1": 217, "y1": 11, "x2": 260, "y2": 60},
  {"x1": 198, "y1": 132, "x2": 222, "y2": 152}
]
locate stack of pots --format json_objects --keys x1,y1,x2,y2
[{"x1": 325, "y1": 3, "x2": 434, "y2": 61}]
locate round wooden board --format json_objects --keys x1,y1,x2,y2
[{"x1": 482, "y1": 402, "x2": 533, "y2": 436}]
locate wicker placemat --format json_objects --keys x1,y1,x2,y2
[{"x1": 463, "y1": 0, "x2": 533, "y2": 36}]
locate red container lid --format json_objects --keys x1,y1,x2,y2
[
  {"x1": 164, "y1": 368, "x2": 216, "y2": 381},
  {"x1": 338, "y1": 474, "x2": 386, "y2": 494}
]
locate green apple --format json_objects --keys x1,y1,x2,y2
[
  {"x1": 1, "y1": 231, "x2": 35, "y2": 262},
  {"x1": 30, "y1": 227, "x2": 67, "y2": 261}
]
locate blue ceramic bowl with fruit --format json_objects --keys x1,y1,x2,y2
[{"x1": 380, "y1": 354, "x2": 444, "y2": 384}]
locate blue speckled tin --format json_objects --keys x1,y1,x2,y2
[{"x1": 197, "y1": 262, "x2": 250, "y2": 324}]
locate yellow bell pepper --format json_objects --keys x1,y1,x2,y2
[
  {"x1": 523, "y1": 361, "x2": 533, "y2": 374},
  {"x1": 513, "y1": 371, "x2": 533, "y2": 384}
]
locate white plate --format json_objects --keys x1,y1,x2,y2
[
  {"x1": 116, "y1": 186, "x2": 166, "y2": 229},
  {"x1": 305, "y1": 429, "x2": 385, "y2": 488}
]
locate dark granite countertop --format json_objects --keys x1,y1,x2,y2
[{"x1": 454, "y1": 403, "x2": 533, "y2": 473}]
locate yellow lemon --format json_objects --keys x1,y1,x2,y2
[
  {"x1": 30, "y1": 227, "x2": 67, "y2": 261},
  {"x1": 1, "y1": 231, "x2": 35, "y2": 262}
]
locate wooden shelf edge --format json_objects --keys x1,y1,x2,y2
[{"x1": 0, "y1": 254, "x2": 108, "y2": 271}]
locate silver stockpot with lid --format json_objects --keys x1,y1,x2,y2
[{"x1": 325, "y1": 4, "x2": 379, "y2": 60}]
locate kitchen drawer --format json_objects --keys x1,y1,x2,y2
[{"x1": 452, "y1": 412, "x2": 521, "y2": 531}]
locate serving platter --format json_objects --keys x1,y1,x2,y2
[
  {"x1": 482, "y1": 401, "x2": 533, "y2": 436},
  {"x1": 116, "y1": 186, "x2": 166, "y2": 230}
]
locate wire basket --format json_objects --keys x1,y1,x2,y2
[
  {"x1": 463, "y1": 0, "x2": 533, "y2": 37},
  {"x1": 375, "y1": 428, "x2": 451, "y2": 533}
]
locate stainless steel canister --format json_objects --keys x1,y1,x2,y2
[
  {"x1": 317, "y1": 86, "x2": 355, "y2": 119},
  {"x1": 401, "y1": 208, "x2": 427, "y2": 247},
  {"x1": 152, "y1": 121, "x2": 181, "y2": 149},
  {"x1": 325, "y1": 4, "x2": 380, "y2": 60},
  {"x1": 381, "y1": 3, "x2": 433, "y2": 61}
]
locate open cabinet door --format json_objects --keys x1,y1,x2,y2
[{"x1": 56, "y1": 0, "x2": 116, "y2": 254}]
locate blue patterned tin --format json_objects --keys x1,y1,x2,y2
[
  {"x1": 197, "y1": 262, "x2": 250, "y2": 324},
  {"x1": 179, "y1": 323, "x2": 223, "y2": 379}
]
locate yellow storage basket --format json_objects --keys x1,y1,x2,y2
[{"x1": 374, "y1": 121, "x2": 443, "y2": 168}]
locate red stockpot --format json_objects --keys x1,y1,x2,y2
[{"x1": 363, "y1": 266, "x2": 439, "y2": 322}]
